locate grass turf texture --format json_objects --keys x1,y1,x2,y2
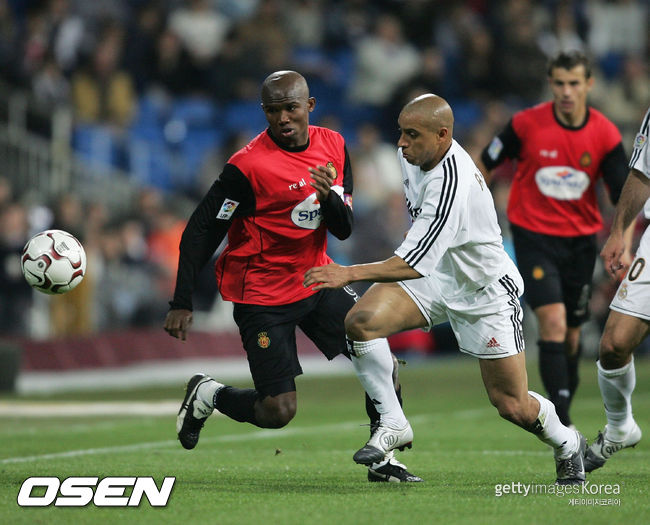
[{"x1": 1, "y1": 355, "x2": 648, "y2": 524}]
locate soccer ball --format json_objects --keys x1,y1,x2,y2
[{"x1": 21, "y1": 229, "x2": 87, "y2": 295}]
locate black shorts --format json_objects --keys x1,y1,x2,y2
[
  {"x1": 232, "y1": 286, "x2": 360, "y2": 397},
  {"x1": 510, "y1": 223, "x2": 598, "y2": 327}
]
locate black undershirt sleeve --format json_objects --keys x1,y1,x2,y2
[
  {"x1": 320, "y1": 145, "x2": 354, "y2": 240},
  {"x1": 480, "y1": 119, "x2": 522, "y2": 170},
  {"x1": 600, "y1": 142, "x2": 628, "y2": 205},
  {"x1": 169, "y1": 164, "x2": 254, "y2": 310}
]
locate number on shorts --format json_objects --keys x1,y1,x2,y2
[{"x1": 628, "y1": 258, "x2": 646, "y2": 282}]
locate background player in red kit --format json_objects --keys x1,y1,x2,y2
[
  {"x1": 164, "y1": 70, "x2": 421, "y2": 482},
  {"x1": 478, "y1": 51, "x2": 630, "y2": 428}
]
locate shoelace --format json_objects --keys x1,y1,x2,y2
[{"x1": 559, "y1": 453, "x2": 580, "y2": 477}]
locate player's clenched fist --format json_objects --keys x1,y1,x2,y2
[{"x1": 164, "y1": 309, "x2": 193, "y2": 341}]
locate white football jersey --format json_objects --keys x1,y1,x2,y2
[
  {"x1": 395, "y1": 139, "x2": 521, "y2": 300},
  {"x1": 630, "y1": 108, "x2": 650, "y2": 218}
]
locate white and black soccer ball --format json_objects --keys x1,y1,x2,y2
[{"x1": 21, "y1": 229, "x2": 87, "y2": 295}]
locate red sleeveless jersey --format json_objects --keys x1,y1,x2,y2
[
  {"x1": 215, "y1": 126, "x2": 348, "y2": 305},
  {"x1": 507, "y1": 102, "x2": 621, "y2": 236}
]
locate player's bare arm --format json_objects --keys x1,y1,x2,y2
[
  {"x1": 304, "y1": 256, "x2": 422, "y2": 290},
  {"x1": 601, "y1": 168, "x2": 650, "y2": 278},
  {"x1": 164, "y1": 309, "x2": 193, "y2": 341},
  {"x1": 308, "y1": 165, "x2": 336, "y2": 202}
]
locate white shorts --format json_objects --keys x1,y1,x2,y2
[
  {"x1": 610, "y1": 226, "x2": 650, "y2": 321},
  {"x1": 398, "y1": 273, "x2": 525, "y2": 359}
]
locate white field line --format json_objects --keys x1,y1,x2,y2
[
  {"x1": 0, "y1": 420, "x2": 362, "y2": 465},
  {"x1": 0, "y1": 400, "x2": 181, "y2": 417},
  {"x1": 4, "y1": 406, "x2": 645, "y2": 466},
  {"x1": 0, "y1": 412, "x2": 473, "y2": 465}
]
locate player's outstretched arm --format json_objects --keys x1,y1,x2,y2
[{"x1": 303, "y1": 256, "x2": 422, "y2": 290}]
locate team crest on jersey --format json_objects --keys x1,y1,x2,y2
[
  {"x1": 579, "y1": 152, "x2": 592, "y2": 167},
  {"x1": 257, "y1": 332, "x2": 271, "y2": 349},
  {"x1": 617, "y1": 283, "x2": 628, "y2": 301},
  {"x1": 634, "y1": 133, "x2": 647, "y2": 150},
  {"x1": 532, "y1": 266, "x2": 545, "y2": 280},
  {"x1": 326, "y1": 162, "x2": 338, "y2": 180}
]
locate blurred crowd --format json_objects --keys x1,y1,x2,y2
[{"x1": 0, "y1": 0, "x2": 648, "y2": 351}]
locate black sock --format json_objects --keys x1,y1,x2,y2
[
  {"x1": 567, "y1": 343, "x2": 582, "y2": 401},
  {"x1": 214, "y1": 386, "x2": 259, "y2": 426},
  {"x1": 365, "y1": 385, "x2": 403, "y2": 435},
  {"x1": 365, "y1": 392, "x2": 380, "y2": 432},
  {"x1": 538, "y1": 340, "x2": 572, "y2": 426}
]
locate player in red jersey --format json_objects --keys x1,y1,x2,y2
[
  {"x1": 478, "y1": 51, "x2": 630, "y2": 428},
  {"x1": 164, "y1": 71, "x2": 421, "y2": 482}
]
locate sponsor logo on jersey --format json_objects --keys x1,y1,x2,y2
[
  {"x1": 534, "y1": 166, "x2": 590, "y2": 200},
  {"x1": 487, "y1": 137, "x2": 503, "y2": 160},
  {"x1": 634, "y1": 133, "x2": 647, "y2": 150},
  {"x1": 539, "y1": 149, "x2": 558, "y2": 159},
  {"x1": 288, "y1": 177, "x2": 308, "y2": 190},
  {"x1": 216, "y1": 199, "x2": 239, "y2": 220},
  {"x1": 486, "y1": 337, "x2": 500, "y2": 348},
  {"x1": 579, "y1": 151, "x2": 592, "y2": 167},
  {"x1": 405, "y1": 197, "x2": 421, "y2": 219},
  {"x1": 291, "y1": 193, "x2": 322, "y2": 229},
  {"x1": 290, "y1": 186, "x2": 344, "y2": 229},
  {"x1": 257, "y1": 332, "x2": 270, "y2": 349}
]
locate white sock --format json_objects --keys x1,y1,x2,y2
[
  {"x1": 597, "y1": 358, "x2": 636, "y2": 440},
  {"x1": 528, "y1": 390, "x2": 578, "y2": 458},
  {"x1": 197, "y1": 379, "x2": 221, "y2": 409},
  {"x1": 350, "y1": 338, "x2": 408, "y2": 429}
]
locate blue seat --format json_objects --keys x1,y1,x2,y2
[
  {"x1": 223, "y1": 100, "x2": 268, "y2": 136},
  {"x1": 72, "y1": 124, "x2": 121, "y2": 172},
  {"x1": 171, "y1": 97, "x2": 219, "y2": 128},
  {"x1": 449, "y1": 99, "x2": 483, "y2": 129},
  {"x1": 173, "y1": 128, "x2": 223, "y2": 191},
  {"x1": 128, "y1": 137, "x2": 171, "y2": 191}
]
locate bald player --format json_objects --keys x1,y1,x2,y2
[
  {"x1": 167, "y1": 71, "x2": 422, "y2": 482},
  {"x1": 304, "y1": 94, "x2": 587, "y2": 484}
]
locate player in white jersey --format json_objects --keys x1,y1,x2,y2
[
  {"x1": 584, "y1": 107, "x2": 650, "y2": 472},
  {"x1": 304, "y1": 94, "x2": 586, "y2": 484}
]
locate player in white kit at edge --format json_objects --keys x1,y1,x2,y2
[
  {"x1": 304, "y1": 94, "x2": 586, "y2": 484},
  {"x1": 584, "y1": 106, "x2": 650, "y2": 472}
]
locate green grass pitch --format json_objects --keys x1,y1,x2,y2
[{"x1": 1, "y1": 355, "x2": 648, "y2": 524}]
